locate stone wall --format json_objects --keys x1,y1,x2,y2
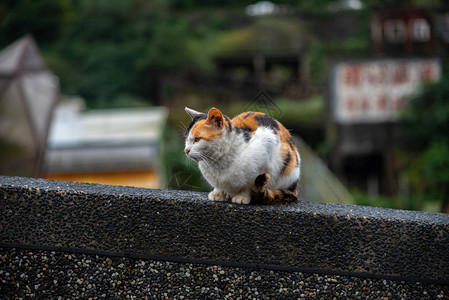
[{"x1": 1, "y1": 176, "x2": 448, "y2": 298}]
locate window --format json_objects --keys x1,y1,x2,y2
[
  {"x1": 384, "y1": 19, "x2": 407, "y2": 43},
  {"x1": 411, "y1": 18, "x2": 431, "y2": 42}
]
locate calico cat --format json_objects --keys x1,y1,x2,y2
[{"x1": 184, "y1": 107, "x2": 300, "y2": 205}]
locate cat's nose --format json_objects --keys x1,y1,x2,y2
[{"x1": 184, "y1": 148, "x2": 190, "y2": 155}]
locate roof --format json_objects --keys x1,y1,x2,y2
[
  {"x1": 0, "y1": 36, "x2": 59, "y2": 168},
  {"x1": 44, "y1": 100, "x2": 168, "y2": 173},
  {"x1": 0, "y1": 35, "x2": 47, "y2": 76}
]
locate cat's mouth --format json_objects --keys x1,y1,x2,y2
[{"x1": 186, "y1": 152, "x2": 200, "y2": 162}]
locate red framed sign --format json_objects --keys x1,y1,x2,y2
[{"x1": 330, "y1": 58, "x2": 441, "y2": 124}]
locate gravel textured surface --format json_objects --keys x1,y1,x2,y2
[
  {"x1": 2, "y1": 176, "x2": 449, "y2": 282},
  {"x1": 1, "y1": 247, "x2": 448, "y2": 299}
]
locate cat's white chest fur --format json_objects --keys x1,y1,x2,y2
[{"x1": 198, "y1": 127, "x2": 282, "y2": 196}]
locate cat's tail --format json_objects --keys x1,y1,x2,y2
[{"x1": 251, "y1": 173, "x2": 298, "y2": 204}]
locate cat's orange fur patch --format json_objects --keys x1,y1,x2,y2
[
  {"x1": 281, "y1": 145, "x2": 297, "y2": 175},
  {"x1": 279, "y1": 128, "x2": 298, "y2": 175},
  {"x1": 232, "y1": 113, "x2": 259, "y2": 132},
  {"x1": 278, "y1": 125, "x2": 292, "y2": 142},
  {"x1": 190, "y1": 120, "x2": 223, "y2": 141}
]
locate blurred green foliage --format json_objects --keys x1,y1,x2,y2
[
  {"x1": 402, "y1": 72, "x2": 449, "y2": 212},
  {"x1": 266, "y1": 96, "x2": 325, "y2": 128},
  {"x1": 403, "y1": 75, "x2": 449, "y2": 145},
  {"x1": 0, "y1": 0, "x2": 214, "y2": 108},
  {"x1": 213, "y1": 17, "x2": 312, "y2": 56},
  {"x1": 1, "y1": 0, "x2": 444, "y2": 108},
  {"x1": 0, "y1": 0, "x2": 66, "y2": 44},
  {"x1": 350, "y1": 187, "x2": 442, "y2": 212},
  {"x1": 350, "y1": 188, "x2": 401, "y2": 210},
  {"x1": 55, "y1": 0, "x2": 214, "y2": 108},
  {"x1": 0, "y1": 0, "x2": 383, "y2": 109},
  {"x1": 0, "y1": 0, "x2": 376, "y2": 109}
]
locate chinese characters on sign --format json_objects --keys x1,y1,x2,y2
[{"x1": 332, "y1": 59, "x2": 441, "y2": 124}]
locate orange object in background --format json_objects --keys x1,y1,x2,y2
[{"x1": 44, "y1": 169, "x2": 160, "y2": 189}]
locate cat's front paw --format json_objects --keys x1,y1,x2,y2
[
  {"x1": 232, "y1": 194, "x2": 251, "y2": 205},
  {"x1": 208, "y1": 190, "x2": 226, "y2": 201}
]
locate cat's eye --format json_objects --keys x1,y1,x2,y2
[{"x1": 194, "y1": 137, "x2": 201, "y2": 143}]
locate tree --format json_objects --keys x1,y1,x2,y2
[
  {"x1": 46, "y1": 0, "x2": 211, "y2": 108},
  {"x1": 403, "y1": 71, "x2": 449, "y2": 212},
  {"x1": 0, "y1": 0, "x2": 67, "y2": 47}
]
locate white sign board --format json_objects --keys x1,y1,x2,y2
[{"x1": 331, "y1": 58, "x2": 441, "y2": 124}]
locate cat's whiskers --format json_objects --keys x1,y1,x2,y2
[
  {"x1": 185, "y1": 157, "x2": 196, "y2": 170},
  {"x1": 200, "y1": 152, "x2": 223, "y2": 168},
  {"x1": 177, "y1": 122, "x2": 188, "y2": 137},
  {"x1": 178, "y1": 121, "x2": 187, "y2": 131},
  {"x1": 201, "y1": 152, "x2": 229, "y2": 169},
  {"x1": 199, "y1": 153, "x2": 213, "y2": 169},
  {"x1": 203, "y1": 155, "x2": 219, "y2": 168}
]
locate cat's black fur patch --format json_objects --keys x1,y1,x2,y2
[
  {"x1": 224, "y1": 115, "x2": 232, "y2": 132},
  {"x1": 254, "y1": 173, "x2": 268, "y2": 189},
  {"x1": 243, "y1": 131, "x2": 251, "y2": 142},
  {"x1": 280, "y1": 189, "x2": 297, "y2": 202},
  {"x1": 243, "y1": 112, "x2": 255, "y2": 119},
  {"x1": 254, "y1": 114, "x2": 280, "y2": 131},
  {"x1": 280, "y1": 152, "x2": 292, "y2": 174},
  {"x1": 235, "y1": 126, "x2": 252, "y2": 142},
  {"x1": 287, "y1": 138, "x2": 295, "y2": 151},
  {"x1": 287, "y1": 181, "x2": 298, "y2": 191},
  {"x1": 185, "y1": 113, "x2": 207, "y2": 137}
]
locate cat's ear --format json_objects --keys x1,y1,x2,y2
[
  {"x1": 206, "y1": 107, "x2": 224, "y2": 128},
  {"x1": 185, "y1": 107, "x2": 204, "y2": 120}
]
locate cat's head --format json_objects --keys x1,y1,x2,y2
[{"x1": 184, "y1": 107, "x2": 227, "y2": 162}]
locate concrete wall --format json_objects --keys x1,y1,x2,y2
[{"x1": 1, "y1": 176, "x2": 448, "y2": 298}]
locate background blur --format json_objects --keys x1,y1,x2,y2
[{"x1": 0, "y1": 0, "x2": 448, "y2": 212}]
